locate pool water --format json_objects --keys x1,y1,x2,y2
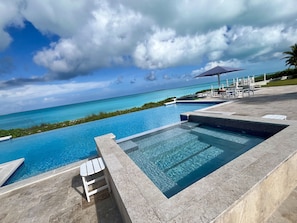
[{"x1": 119, "y1": 122, "x2": 265, "y2": 198}]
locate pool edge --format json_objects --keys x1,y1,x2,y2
[{"x1": 95, "y1": 114, "x2": 297, "y2": 223}]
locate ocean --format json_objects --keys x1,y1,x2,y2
[{"x1": 0, "y1": 81, "x2": 217, "y2": 130}]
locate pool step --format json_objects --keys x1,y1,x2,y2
[
  {"x1": 128, "y1": 150, "x2": 178, "y2": 193},
  {"x1": 180, "y1": 122, "x2": 200, "y2": 130},
  {"x1": 153, "y1": 140, "x2": 210, "y2": 171},
  {"x1": 165, "y1": 146, "x2": 224, "y2": 182},
  {"x1": 119, "y1": 140, "x2": 138, "y2": 153},
  {"x1": 134, "y1": 127, "x2": 188, "y2": 149},
  {"x1": 142, "y1": 133, "x2": 198, "y2": 160},
  {"x1": 191, "y1": 126, "x2": 249, "y2": 150}
]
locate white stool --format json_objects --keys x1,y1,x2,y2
[{"x1": 80, "y1": 157, "x2": 110, "y2": 202}]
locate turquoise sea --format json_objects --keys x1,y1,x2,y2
[{"x1": 0, "y1": 81, "x2": 216, "y2": 130}]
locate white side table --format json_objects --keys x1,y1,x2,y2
[{"x1": 80, "y1": 157, "x2": 110, "y2": 202}]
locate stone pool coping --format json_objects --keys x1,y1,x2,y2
[{"x1": 95, "y1": 113, "x2": 297, "y2": 223}]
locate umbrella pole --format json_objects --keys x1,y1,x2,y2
[{"x1": 218, "y1": 74, "x2": 221, "y2": 89}]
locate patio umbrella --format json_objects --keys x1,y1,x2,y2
[{"x1": 195, "y1": 66, "x2": 243, "y2": 89}]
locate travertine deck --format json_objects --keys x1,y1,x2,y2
[
  {"x1": 0, "y1": 161, "x2": 122, "y2": 223},
  {"x1": 205, "y1": 85, "x2": 297, "y2": 223},
  {"x1": 206, "y1": 85, "x2": 297, "y2": 120},
  {"x1": 0, "y1": 85, "x2": 296, "y2": 223}
]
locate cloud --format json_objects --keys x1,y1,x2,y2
[
  {"x1": 163, "y1": 74, "x2": 171, "y2": 80},
  {"x1": 130, "y1": 78, "x2": 136, "y2": 84},
  {"x1": 125, "y1": 0, "x2": 245, "y2": 34},
  {"x1": 0, "y1": 0, "x2": 24, "y2": 50},
  {"x1": 145, "y1": 71, "x2": 157, "y2": 81},
  {"x1": 225, "y1": 24, "x2": 297, "y2": 61},
  {"x1": 133, "y1": 26, "x2": 229, "y2": 69},
  {"x1": 1, "y1": 0, "x2": 297, "y2": 81},
  {"x1": 32, "y1": 0, "x2": 297, "y2": 75},
  {"x1": 31, "y1": 1, "x2": 150, "y2": 80},
  {"x1": 179, "y1": 73, "x2": 194, "y2": 82},
  {"x1": 0, "y1": 77, "x2": 44, "y2": 88},
  {"x1": 0, "y1": 30, "x2": 12, "y2": 51},
  {"x1": 21, "y1": 0, "x2": 97, "y2": 37},
  {"x1": 124, "y1": 0, "x2": 297, "y2": 34},
  {"x1": 115, "y1": 76, "x2": 124, "y2": 84},
  {"x1": 0, "y1": 81, "x2": 109, "y2": 99}
]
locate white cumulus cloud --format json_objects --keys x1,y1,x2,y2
[
  {"x1": 32, "y1": 0, "x2": 150, "y2": 79},
  {"x1": 0, "y1": 0, "x2": 24, "y2": 50},
  {"x1": 21, "y1": 0, "x2": 97, "y2": 37}
]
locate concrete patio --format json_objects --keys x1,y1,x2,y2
[{"x1": 0, "y1": 85, "x2": 296, "y2": 223}]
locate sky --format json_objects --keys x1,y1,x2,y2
[{"x1": 0, "y1": 0, "x2": 297, "y2": 115}]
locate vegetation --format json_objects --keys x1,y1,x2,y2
[
  {"x1": 195, "y1": 89, "x2": 209, "y2": 94},
  {"x1": 0, "y1": 97, "x2": 174, "y2": 138},
  {"x1": 265, "y1": 77, "x2": 297, "y2": 87},
  {"x1": 283, "y1": 43, "x2": 297, "y2": 68},
  {"x1": 254, "y1": 68, "x2": 297, "y2": 82}
]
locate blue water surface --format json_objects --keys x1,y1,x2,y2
[{"x1": 0, "y1": 102, "x2": 216, "y2": 185}]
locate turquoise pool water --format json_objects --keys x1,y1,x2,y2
[
  {"x1": 119, "y1": 122, "x2": 265, "y2": 198},
  {"x1": 0, "y1": 102, "x2": 216, "y2": 185}
]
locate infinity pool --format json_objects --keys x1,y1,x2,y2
[
  {"x1": 119, "y1": 121, "x2": 266, "y2": 197},
  {"x1": 0, "y1": 102, "x2": 217, "y2": 185}
]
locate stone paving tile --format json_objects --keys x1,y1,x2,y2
[
  {"x1": 207, "y1": 85, "x2": 297, "y2": 120},
  {"x1": 0, "y1": 168, "x2": 123, "y2": 223}
]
